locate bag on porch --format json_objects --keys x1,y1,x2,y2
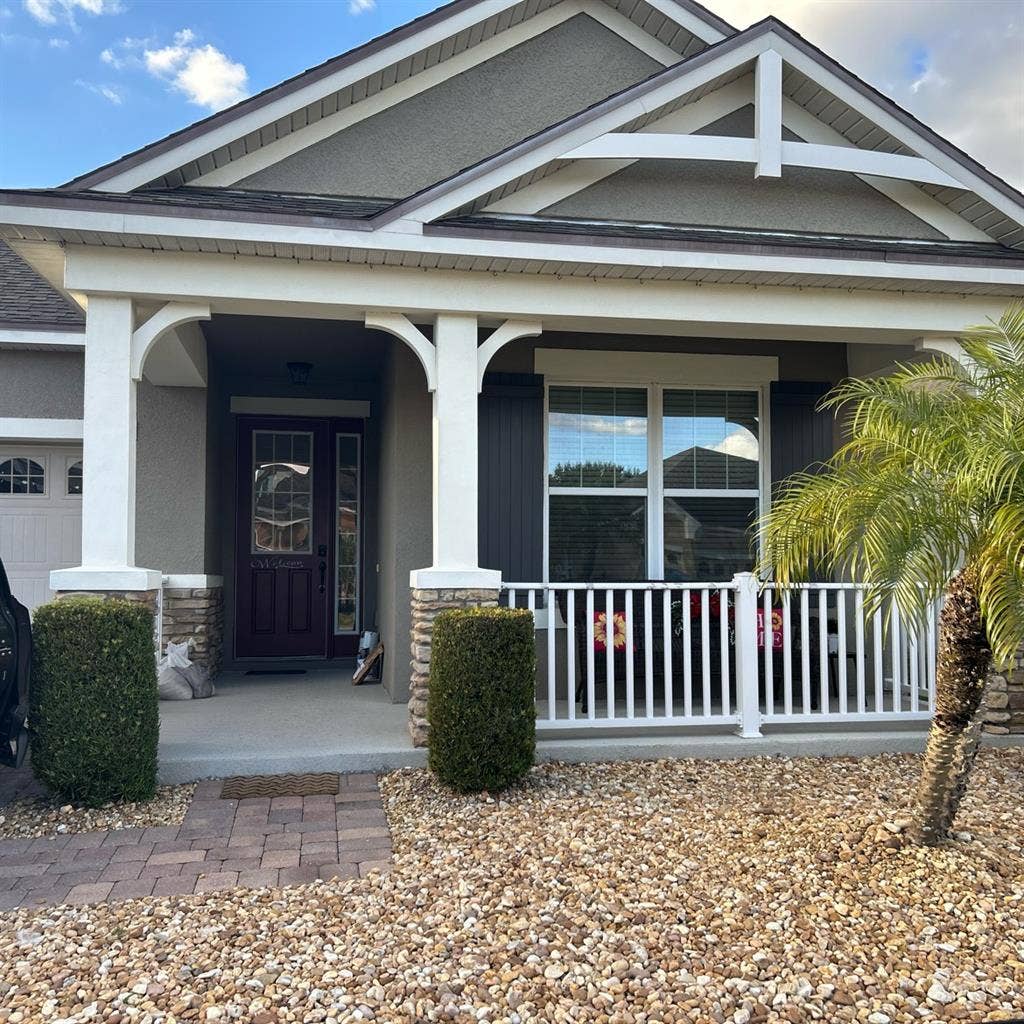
[{"x1": 157, "y1": 640, "x2": 215, "y2": 700}]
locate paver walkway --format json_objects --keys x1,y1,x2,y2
[{"x1": 0, "y1": 774, "x2": 392, "y2": 912}]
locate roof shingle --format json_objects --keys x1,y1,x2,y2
[{"x1": 0, "y1": 241, "x2": 84, "y2": 331}]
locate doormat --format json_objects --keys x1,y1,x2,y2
[
  {"x1": 219, "y1": 772, "x2": 341, "y2": 800},
  {"x1": 244, "y1": 669, "x2": 308, "y2": 676}
]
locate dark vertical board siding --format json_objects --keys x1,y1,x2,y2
[
  {"x1": 479, "y1": 373, "x2": 544, "y2": 582},
  {"x1": 770, "y1": 381, "x2": 835, "y2": 490}
]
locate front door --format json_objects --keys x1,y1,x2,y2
[{"x1": 235, "y1": 418, "x2": 333, "y2": 659}]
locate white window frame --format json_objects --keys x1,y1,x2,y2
[
  {"x1": 0, "y1": 453, "x2": 48, "y2": 498},
  {"x1": 543, "y1": 380, "x2": 771, "y2": 583},
  {"x1": 65, "y1": 457, "x2": 84, "y2": 498}
]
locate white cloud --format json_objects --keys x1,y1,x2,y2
[
  {"x1": 23, "y1": 0, "x2": 121, "y2": 28},
  {"x1": 47, "y1": 35, "x2": 67, "y2": 47},
  {"x1": 142, "y1": 28, "x2": 248, "y2": 110},
  {"x1": 75, "y1": 77, "x2": 123, "y2": 104},
  {"x1": 711, "y1": 428, "x2": 759, "y2": 462},
  {"x1": 707, "y1": 0, "x2": 1024, "y2": 189},
  {"x1": 348, "y1": 0, "x2": 375, "y2": 13}
]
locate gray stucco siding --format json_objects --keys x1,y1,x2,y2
[
  {"x1": 238, "y1": 15, "x2": 660, "y2": 199},
  {"x1": 0, "y1": 350, "x2": 84, "y2": 419},
  {"x1": 375, "y1": 340, "x2": 432, "y2": 701},
  {"x1": 135, "y1": 382, "x2": 209, "y2": 573},
  {"x1": 545, "y1": 104, "x2": 945, "y2": 240}
]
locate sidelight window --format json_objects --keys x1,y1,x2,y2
[{"x1": 335, "y1": 434, "x2": 360, "y2": 634}]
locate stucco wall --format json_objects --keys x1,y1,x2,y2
[
  {"x1": 544, "y1": 105, "x2": 944, "y2": 240},
  {"x1": 376, "y1": 340, "x2": 433, "y2": 701},
  {"x1": 238, "y1": 14, "x2": 659, "y2": 198},
  {"x1": 135, "y1": 381, "x2": 209, "y2": 573},
  {"x1": 0, "y1": 350, "x2": 84, "y2": 418}
]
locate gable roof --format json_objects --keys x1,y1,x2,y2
[
  {"x1": 0, "y1": 242, "x2": 84, "y2": 332},
  {"x1": 375, "y1": 17, "x2": 1024, "y2": 247},
  {"x1": 63, "y1": 0, "x2": 734, "y2": 194}
]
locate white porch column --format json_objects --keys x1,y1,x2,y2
[
  {"x1": 410, "y1": 312, "x2": 500, "y2": 590},
  {"x1": 51, "y1": 295, "x2": 161, "y2": 593}
]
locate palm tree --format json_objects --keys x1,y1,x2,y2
[{"x1": 758, "y1": 306, "x2": 1024, "y2": 845}]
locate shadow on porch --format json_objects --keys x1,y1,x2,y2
[{"x1": 158, "y1": 670, "x2": 425, "y2": 784}]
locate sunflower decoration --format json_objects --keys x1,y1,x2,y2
[{"x1": 593, "y1": 610, "x2": 627, "y2": 652}]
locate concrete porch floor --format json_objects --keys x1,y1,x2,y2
[
  {"x1": 158, "y1": 670, "x2": 425, "y2": 783},
  {"x1": 158, "y1": 670, "x2": 1022, "y2": 784}
]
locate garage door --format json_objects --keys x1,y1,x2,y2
[{"x1": 0, "y1": 446, "x2": 82, "y2": 611}]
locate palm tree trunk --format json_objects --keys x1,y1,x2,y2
[{"x1": 912, "y1": 568, "x2": 991, "y2": 845}]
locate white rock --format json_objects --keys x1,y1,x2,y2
[{"x1": 927, "y1": 981, "x2": 955, "y2": 1004}]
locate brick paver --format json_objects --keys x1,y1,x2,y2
[{"x1": 0, "y1": 773, "x2": 392, "y2": 911}]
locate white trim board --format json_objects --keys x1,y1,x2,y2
[
  {"x1": 535, "y1": 348, "x2": 779, "y2": 385},
  {"x1": 0, "y1": 418, "x2": 84, "y2": 441},
  {"x1": 0, "y1": 328, "x2": 84, "y2": 348},
  {"x1": 485, "y1": 72, "x2": 989, "y2": 242},
  {"x1": 382, "y1": 25, "x2": 1024, "y2": 236},
  {"x1": 22, "y1": 210, "x2": 1021, "y2": 290},
  {"x1": 230, "y1": 396, "x2": 371, "y2": 417},
  {"x1": 163, "y1": 574, "x2": 224, "y2": 588}
]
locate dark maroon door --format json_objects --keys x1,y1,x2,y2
[{"x1": 235, "y1": 418, "x2": 332, "y2": 658}]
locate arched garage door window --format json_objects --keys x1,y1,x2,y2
[
  {"x1": 0, "y1": 457, "x2": 45, "y2": 495},
  {"x1": 67, "y1": 460, "x2": 83, "y2": 495}
]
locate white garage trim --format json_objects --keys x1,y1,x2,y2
[{"x1": 0, "y1": 418, "x2": 84, "y2": 442}]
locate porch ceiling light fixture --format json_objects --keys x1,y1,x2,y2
[{"x1": 287, "y1": 361, "x2": 313, "y2": 385}]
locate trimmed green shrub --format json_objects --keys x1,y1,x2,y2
[
  {"x1": 31, "y1": 597, "x2": 159, "y2": 807},
  {"x1": 427, "y1": 606, "x2": 536, "y2": 793}
]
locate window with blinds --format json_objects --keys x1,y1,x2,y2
[{"x1": 546, "y1": 384, "x2": 762, "y2": 582}]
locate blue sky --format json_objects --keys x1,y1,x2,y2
[
  {"x1": 0, "y1": 0, "x2": 437, "y2": 187},
  {"x1": 1, "y1": 0, "x2": 1021, "y2": 190}
]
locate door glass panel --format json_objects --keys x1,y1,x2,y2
[
  {"x1": 335, "y1": 434, "x2": 360, "y2": 634},
  {"x1": 251, "y1": 431, "x2": 313, "y2": 553}
]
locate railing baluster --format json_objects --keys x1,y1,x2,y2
[
  {"x1": 891, "y1": 604, "x2": 902, "y2": 714},
  {"x1": 586, "y1": 588, "x2": 595, "y2": 721},
  {"x1": 643, "y1": 590, "x2": 654, "y2": 719},
  {"x1": 836, "y1": 588, "x2": 848, "y2": 716},
  {"x1": 625, "y1": 590, "x2": 635, "y2": 719},
  {"x1": 701, "y1": 588, "x2": 711, "y2": 717},
  {"x1": 566, "y1": 589, "x2": 576, "y2": 722},
  {"x1": 546, "y1": 588, "x2": 556, "y2": 722},
  {"x1": 782, "y1": 591, "x2": 793, "y2": 715},
  {"x1": 606, "y1": 589, "x2": 615, "y2": 720},
  {"x1": 908, "y1": 612, "x2": 919, "y2": 714},
  {"x1": 927, "y1": 604, "x2": 937, "y2": 712},
  {"x1": 762, "y1": 587, "x2": 774, "y2": 716},
  {"x1": 507, "y1": 588, "x2": 516, "y2": 611},
  {"x1": 855, "y1": 589, "x2": 866, "y2": 714},
  {"x1": 664, "y1": 589, "x2": 675, "y2": 718},
  {"x1": 527, "y1": 589, "x2": 535, "y2": 617},
  {"x1": 800, "y1": 589, "x2": 811, "y2": 714},
  {"x1": 818, "y1": 589, "x2": 829, "y2": 714},
  {"x1": 873, "y1": 607, "x2": 884, "y2": 713},
  {"x1": 719, "y1": 587, "x2": 730, "y2": 716},
  {"x1": 679, "y1": 588, "x2": 689, "y2": 718}
]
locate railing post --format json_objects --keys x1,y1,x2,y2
[{"x1": 732, "y1": 572, "x2": 763, "y2": 737}]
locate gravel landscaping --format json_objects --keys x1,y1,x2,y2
[
  {"x1": 0, "y1": 785, "x2": 195, "y2": 840},
  {"x1": 1, "y1": 749, "x2": 1022, "y2": 1023}
]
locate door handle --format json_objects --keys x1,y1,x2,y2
[{"x1": 318, "y1": 560, "x2": 327, "y2": 595}]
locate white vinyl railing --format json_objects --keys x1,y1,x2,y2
[{"x1": 501, "y1": 574, "x2": 937, "y2": 735}]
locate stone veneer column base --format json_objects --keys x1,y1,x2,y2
[
  {"x1": 55, "y1": 589, "x2": 160, "y2": 614},
  {"x1": 409, "y1": 587, "x2": 500, "y2": 747},
  {"x1": 162, "y1": 587, "x2": 225, "y2": 676},
  {"x1": 983, "y1": 647, "x2": 1024, "y2": 735}
]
